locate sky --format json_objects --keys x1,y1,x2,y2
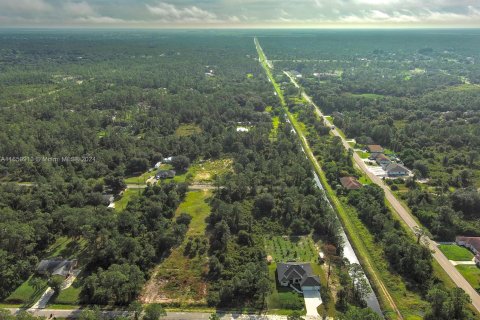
[{"x1": 0, "y1": 0, "x2": 479, "y2": 28}]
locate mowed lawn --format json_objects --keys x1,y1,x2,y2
[
  {"x1": 438, "y1": 244, "x2": 474, "y2": 261},
  {"x1": 4, "y1": 275, "x2": 48, "y2": 306},
  {"x1": 456, "y1": 265, "x2": 480, "y2": 291},
  {"x1": 50, "y1": 276, "x2": 83, "y2": 306},
  {"x1": 124, "y1": 170, "x2": 155, "y2": 185},
  {"x1": 176, "y1": 190, "x2": 212, "y2": 236},
  {"x1": 139, "y1": 190, "x2": 212, "y2": 304},
  {"x1": 114, "y1": 188, "x2": 142, "y2": 212}
]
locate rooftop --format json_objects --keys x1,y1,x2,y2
[
  {"x1": 367, "y1": 145, "x2": 384, "y2": 153},
  {"x1": 456, "y1": 236, "x2": 480, "y2": 252},
  {"x1": 385, "y1": 163, "x2": 408, "y2": 172},
  {"x1": 339, "y1": 176, "x2": 362, "y2": 190}
]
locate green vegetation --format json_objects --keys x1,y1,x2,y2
[
  {"x1": 141, "y1": 185, "x2": 212, "y2": 304},
  {"x1": 124, "y1": 171, "x2": 155, "y2": 185},
  {"x1": 456, "y1": 265, "x2": 480, "y2": 291},
  {"x1": 5, "y1": 276, "x2": 47, "y2": 306},
  {"x1": 175, "y1": 124, "x2": 203, "y2": 137},
  {"x1": 266, "y1": 263, "x2": 304, "y2": 313},
  {"x1": 265, "y1": 236, "x2": 318, "y2": 263},
  {"x1": 52, "y1": 282, "x2": 82, "y2": 305},
  {"x1": 438, "y1": 245, "x2": 475, "y2": 261},
  {"x1": 114, "y1": 188, "x2": 142, "y2": 212},
  {"x1": 176, "y1": 190, "x2": 212, "y2": 236}
]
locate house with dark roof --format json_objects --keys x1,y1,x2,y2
[
  {"x1": 339, "y1": 177, "x2": 362, "y2": 190},
  {"x1": 385, "y1": 163, "x2": 409, "y2": 177},
  {"x1": 367, "y1": 145, "x2": 384, "y2": 159},
  {"x1": 37, "y1": 259, "x2": 78, "y2": 277},
  {"x1": 277, "y1": 262, "x2": 321, "y2": 290},
  {"x1": 155, "y1": 170, "x2": 176, "y2": 180}
]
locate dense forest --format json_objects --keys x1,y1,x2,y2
[
  {"x1": 0, "y1": 31, "x2": 277, "y2": 303},
  {"x1": 0, "y1": 30, "x2": 375, "y2": 319},
  {"x1": 1, "y1": 29, "x2": 479, "y2": 319}
]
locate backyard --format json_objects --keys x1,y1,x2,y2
[{"x1": 265, "y1": 236, "x2": 318, "y2": 264}]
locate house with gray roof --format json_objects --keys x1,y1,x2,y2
[
  {"x1": 36, "y1": 259, "x2": 78, "y2": 277},
  {"x1": 385, "y1": 163, "x2": 409, "y2": 177},
  {"x1": 277, "y1": 262, "x2": 321, "y2": 290},
  {"x1": 155, "y1": 170, "x2": 176, "y2": 180}
]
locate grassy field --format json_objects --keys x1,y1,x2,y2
[
  {"x1": 4, "y1": 275, "x2": 48, "y2": 306},
  {"x1": 46, "y1": 236, "x2": 87, "y2": 261},
  {"x1": 114, "y1": 188, "x2": 142, "y2": 212},
  {"x1": 50, "y1": 277, "x2": 83, "y2": 306},
  {"x1": 456, "y1": 265, "x2": 480, "y2": 291},
  {"x1": 176, "y1": 190, "x2": 212, "y2": 236},
  {"x1": 270, "y1": 116, "x2": 280, "y2": 140},
  {"x1": 190, "y1": 159, "x2": 233, "y2": 184},
  {"x1": 265, "y1": 236, "x2": 318, "y2": 263},
  {"x1": 124, "y1": 170, "x2": 155, "y2": 185},
  {"x1": 175, "y1": 124, "x2": 202, "y2": 137},
  {"x1": 347, "y1": 93, "x2": 384, "y2": 100},
  {"x1": 438, "y1": 244, "x2": 474, "y2": 261},
  {"x1": 357, "y1": 151, "x2": 370, "y2": 159},
  {"x1": 140, "y1": 190, "x2": 212, "y2": 305}
]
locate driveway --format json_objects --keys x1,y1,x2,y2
[
  {"x1": 366, "y1": 165, "x2": 386, "y2": 177},
  {"x1": 302, "y1": 288, "x2": 322, "y2": 318}
]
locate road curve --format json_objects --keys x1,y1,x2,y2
[{"x1": 284, "y1": 71, "x2": 480, "y2": 313}]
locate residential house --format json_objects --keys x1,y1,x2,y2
[
  {"x1": 277, "y1": 262, "x2": 321, "y2": 290},
  {"x1": 456, "y1": 236, "x2": 480, "y2": 267},
  {"x1": 155, "y1": 170, "x2": 176, "y2": 180},
  {"x1": 375, "y1": 154, "x2": 391, "y2": 168},
  {"x1": 385, "y1": 163, "x2": 409, "y2": 177},
  {"x1": 367, "y1": 145, "x2": 384, "y2": 159},
  {"x1": 37, "y1": 259, "x2": 78, "y2": 277},
  {"x1": 456, "y1": 236, "x2": 480, "y2": 254},
  {"x1": 102, "y1": 194, "x2": 114, "y2": 205},
  {"x1": 339, "y1": 176, "x2": 362, "y2": 190}
]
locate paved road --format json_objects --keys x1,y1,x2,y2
[
  {"x1": 7, "y1": 308, "x2": 305, "y2": 320},
  {"x1": 284, "y1": 71, "x2": 480, "y2": 313}
]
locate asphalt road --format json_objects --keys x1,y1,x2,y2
[
  {"x1": 284, "y1": 71, "x2": 480, "y2": 313},
  {"x1": 6, "y1": 308, "x2": 293, "y2": 320}
]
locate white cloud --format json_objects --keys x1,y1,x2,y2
[
  {"x1": 74, "y1": 15, "x2": 126, "y2": 24},
  {"x1": 146, "y1": 2, "x2": 218, "y2": 22},
  {"x1": 63, "y1": 1, "x2": 96, "y2": 17},
  {"x1": 0, "y1": 0, "x2": 52, "y2": 12}
]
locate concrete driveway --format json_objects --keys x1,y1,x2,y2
[{"x1": 302, "y1": 288, "x2": 322, "y2": 318}]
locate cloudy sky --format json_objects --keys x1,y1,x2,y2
[{"x1": 0, "y1": 0, "x2": 479, "y2": 28}]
